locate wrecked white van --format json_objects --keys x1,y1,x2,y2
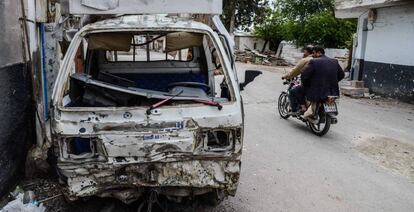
[{"x1": 50, "y1": 14, "x2": 260, "y2": 204}]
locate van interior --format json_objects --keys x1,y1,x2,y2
[{"x1": 63, "y1": 31, "x2": 232, "y2": 108}]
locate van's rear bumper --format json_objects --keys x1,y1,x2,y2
[{"x1": 59, "y1": 160, "x2": 240, "y2": 201}]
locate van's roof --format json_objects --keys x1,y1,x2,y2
[
  {"x1": 61, "y1": 0, "x2": 222, "y2": 15},
  {"x1": 81, "y1": 15, "x2": 213, "y2": 33}
]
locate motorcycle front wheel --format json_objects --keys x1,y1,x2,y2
[
  {"x1": 309, "y1": 111, "x2": 331, "y2": 136},
  {"x1": 278, "y1": 92, "x2": 290, "y2": 119}
]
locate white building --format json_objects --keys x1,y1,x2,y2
[
  {"x1": 234, "y1": 31, "x2": 269, "y2": 52},
  {"x1": 336, "y1": 0, "x2": 414, "y2": 102}
]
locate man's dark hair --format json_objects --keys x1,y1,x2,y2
[
  {"x1": 312, "y1": 46, "x2": 325, "y2": 54},
  {"x1": 303, "y1": 45, "x2": 314, "y2": 53}
]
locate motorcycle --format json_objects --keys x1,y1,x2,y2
[{"x1": 277, "y1": 79, "x2": 339, "y2": 136}]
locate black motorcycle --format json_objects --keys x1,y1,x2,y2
[{"x1": 277, "y1": 79, "x2": 339, "y2": 136}]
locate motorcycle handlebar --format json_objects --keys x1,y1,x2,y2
[{"x1": 283, "y1": 77, "x2": 300, "y2": 85}]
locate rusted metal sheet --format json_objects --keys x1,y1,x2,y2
[
  {"x1": 60, "y1": 0, "x2": 223, "y2": 15},
  {"x1": 44, "y1": 23, "x2": 60, "y2": 108}
]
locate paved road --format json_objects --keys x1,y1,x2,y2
[{"x1": 211, "y1": 63, "x2": 414, "y2": 212}]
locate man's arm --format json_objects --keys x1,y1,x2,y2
[
  {"x1": 284, "y1": 58, "x2": 308, "y2": 80},
  {"x1": 337, "y1": 61, "x2": 345, "y2": 81},
  {"x1": 301, "y1": 60, "x2": 315, "y2": 87}
]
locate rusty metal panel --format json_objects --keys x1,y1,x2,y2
[
  {"x1": 44, "y1": 23, "x2": 60, "y2": 103},
  {"x1": 61, "y1": 0, "x2": 223, "y2": 15}
]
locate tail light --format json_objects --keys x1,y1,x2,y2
[
  {"x1": 207, "y1": 131, "x2": 231, "y2": 148},
  {"x1": 200, "y1": 129, "x2": 241, "y2": 152},
  {"x1": 59, "y1": 137, "x2": 104, "y2": 160}
]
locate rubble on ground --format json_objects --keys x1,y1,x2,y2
[
  {"x1": 0, "y1": 178, "x2": 70, "y2": 212},
  {"x1": 235, "y1": 49, "x2": 290, "y2": 66},
  {"x1": 0, "y1": 186, "x2": 46, "y2": 212}
]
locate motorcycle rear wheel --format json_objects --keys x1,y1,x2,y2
[{"x1": 309, "y1": 113, "x2": 331, "y2": 136}]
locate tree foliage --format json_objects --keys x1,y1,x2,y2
[
  {"x1": 253, "y1": 10, "x2": 289, "y2": 50},
  {"x1": 291, "y1": 12, "x2": 356, "y2": 48},
  {"x1": 222, "y1": 0, "x2": 269, "y2": 32},
  {"x1": 254, "y1": 0, "x2": 356, "y2": 50},
  {"x1": 277, "y1": 0, "x2": 335, "y2": 20}
]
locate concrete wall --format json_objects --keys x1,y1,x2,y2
[
  {"x1": 353, "y1": 14, "x2": 367, "y2": 61},
  {"x1": 278, "y1": 42, "x2": 349, "y2": 69},
  {"x1": 353, "y1": 4, "x2": 414, "y2": 102},
  {"x1": 235, "y1": 36, "x2": 269, "y2": 52},
  {"x1": 0, "y1": 0, "x2": 33, "y2": 197},
  {"x1": 0, "y1": 0, "x2": 24, "y2": 67},
  {"x1": 277, "y1": 42, "x2": 303, "y2": 65},
  {"x1": 336, "y1": 0, "x2": 404, "y2": 9},
  {"x1": 354, "y1": 4, "x2": 414, "y2": 65},
  {"x1": 335, "y1": 0, "x2": 408, "y2": 18},
  {"x1": 0, "y1": 64, "x2": 32, "y2": 197},
  {"x1": 364, "y1": 5, "x2": 414, "y2": 66}
]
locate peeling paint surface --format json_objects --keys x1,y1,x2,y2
[
  {"x1": 62, "y1": 160, "x2": 240, "y2": 200},
  {"x1": 53, "y1": 110, "x2": 243, "y2": 201}
]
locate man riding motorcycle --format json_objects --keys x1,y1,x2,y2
[
  {"x1": 282, "y1": 45, "x2": 314, "y2": 114},
  {"x1": 301, "y1": 46, "x2": 345, "y2": 118}
]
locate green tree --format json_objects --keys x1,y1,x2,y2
[
  {"x1": 295, "y1": 12, "x2": 356, "y2": 48},
  {"x1": 255, "y1": 0, "x2": 356, "y2": 49},
  {"x1": 277, "y1": 0, "x2": 335, "y2": 21},
  {"x1": 222, "y1": 0, "x2": 269, "y2": 32},
  {"x1": 254, "y1": 10, "x2": 290, "y2": 51}
]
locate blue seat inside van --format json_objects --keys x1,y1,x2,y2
[{"x1": 114, "y1": 72, "x2": 208, "y2": 92}]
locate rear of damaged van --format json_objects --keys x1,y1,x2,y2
[{"x1": 50, "y1": 15, "x2": 244, "y2": 203}]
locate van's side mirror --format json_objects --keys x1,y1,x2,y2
[{"x1": 239, "y1": 70, "x2": 262, "y2": 91}]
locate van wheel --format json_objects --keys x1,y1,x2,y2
[{"x1": 201, "y1": 190, "x2": 225, "y2": 206}]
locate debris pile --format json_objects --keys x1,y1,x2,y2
[
  {"x1": 0, "y1": 178, "x2": 69, "y2": 212},
  {"x1": 1, "y1": 186, "x2": 46, "y2": 212},
  {"x1": 235, "y1": 49, "x2": 290, "y2": 66}
]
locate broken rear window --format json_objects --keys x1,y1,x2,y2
[
  {"x1": 61, "y1": 31, "x2": 232, "y2": 108},
  {"x1": 87, "y1": 32, "x2": 203, "y2": 62}
]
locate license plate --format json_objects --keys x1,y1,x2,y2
[{"x1": 323, "y1": 103, "x2": 337, "y2": 113}]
